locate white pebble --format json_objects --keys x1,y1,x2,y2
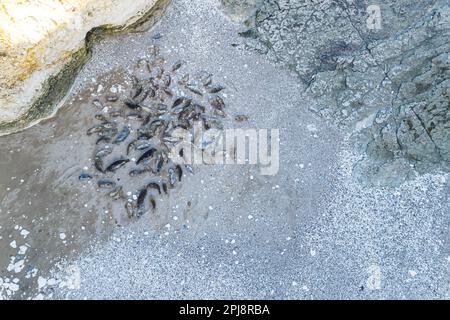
[
  {"x1": 18, "y1": 245, "x2": 28, "y2": 255},
  {"x1": 37, "y1": 277, "x2": 47, "y2": 289},
  {"x1": 20, "y1": 229, "x2": 30, "y2": 238}
]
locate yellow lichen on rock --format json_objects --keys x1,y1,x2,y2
[{"x1": 18, "y1": 47, "x2": 41, "y2": 81}]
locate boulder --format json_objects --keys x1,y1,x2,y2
[{"x1": 0, "y1": 0, "x2": 169, "y2": 133}]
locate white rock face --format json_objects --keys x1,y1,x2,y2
[{"x1": 0, "y1": 0, "x2": 162, "y2": 127}]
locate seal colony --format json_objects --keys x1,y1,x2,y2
[{"x1": 79, "y1": 45, "x2": 228, "y2": 218}]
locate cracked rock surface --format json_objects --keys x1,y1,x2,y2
[{"x1": 239, "y1": 0, "x2": 450, "y2": 186}]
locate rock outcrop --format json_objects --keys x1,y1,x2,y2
[
  {"x1": 0, "y1": 0, "x2": 169, "y2": 134},
  {"x1": 239, "y1": 0, "x2": 450, "y2": 186}
]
